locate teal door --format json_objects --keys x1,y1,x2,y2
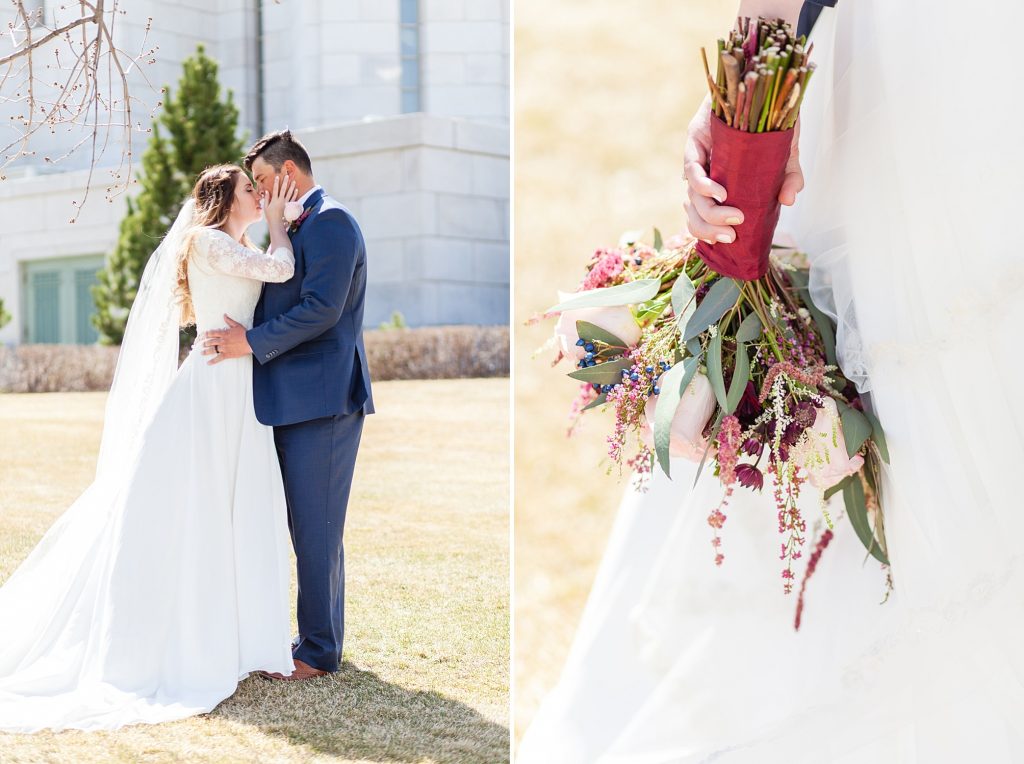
[{"x1": 23, "y1": 256, "x2": 105, "y2": 344}]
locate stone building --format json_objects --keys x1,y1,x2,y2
[{"x1": 0, "y1": 0, "x2": 509, "y2": 345}]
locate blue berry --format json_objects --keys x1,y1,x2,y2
[
  {"x1": 576, "y1": 338, "x2": 585, "y2": 346},
  {"x1": 653, "y1": 386, "x2": 661, "y2": 395},
  {"x1": 584, "y1": 352, "x2": 594, "y2": 361},
  {"x1": 584, "y1": 343, "x2": 595, "y2": 352},
  {"x1": 645, "y1": 365, "x2": 654, "y2": 373},
  {"x1": 634, "y1": 258, "x2": 642, "y2": 265},
  {"x1": 630, "y1": 372, "x2": 639, "y2": 381}
]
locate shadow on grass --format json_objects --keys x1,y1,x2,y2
[{"x1": 214, "y1": 661, "x2": 509, "y2": 764}]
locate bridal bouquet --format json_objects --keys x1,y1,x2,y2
[{"x1": 535, "y1": 17, "x2": 890, "y2": 612}]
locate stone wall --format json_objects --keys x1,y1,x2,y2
[{"x1": 0, "y1": 113, "x2": 508, "y2": 344}]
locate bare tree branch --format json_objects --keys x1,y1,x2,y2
[{"x1": 1, "y1": 0, "x2": 161, "y2": 221}]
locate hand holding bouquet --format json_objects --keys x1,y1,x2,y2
[{"x1": 536, "y1": 18, "x2": 891, "y2": 624}]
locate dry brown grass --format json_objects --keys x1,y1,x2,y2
[
  {"x1": 0, "y1": 378, "x2": 509, "y2": 763},
  {"x1": 0, "y1": 327, "x2": 510, "y2": 393},
  {"x1": 513, "y1": 0, "x2": 737, "y2": 743}
]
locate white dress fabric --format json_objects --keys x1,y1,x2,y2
[
  {"x1": 519, "y1": 3, "x2": 1024, "y2": 762},
  {"x1": 0, "y1": 226, "x2": 297, "y2": 732}
]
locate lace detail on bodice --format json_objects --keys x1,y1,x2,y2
[{"x1": 187, "y1": 227, "x2": 295, "y2": 334}]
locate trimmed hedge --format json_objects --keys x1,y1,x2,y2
[{"x1": 0, "y1": 325, "x2": 509, "y2": 393}]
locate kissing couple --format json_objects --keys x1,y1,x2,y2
[{"x1": 0, "y1": 129, "x2": 374, "y2": 732}]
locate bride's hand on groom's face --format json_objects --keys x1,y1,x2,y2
[
  {"x1": 682, "y1": 95, "x2": 804, "y2": 245},
  {"x1": 262, "y1": 173, "x2": 300, "y2": 224}
]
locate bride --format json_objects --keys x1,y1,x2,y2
[
  {"x1": 0, "y1": 164, "x2": 302, "y2": 732},
  {"x1": 519, "y1": 1, "x2": 1024, "y2": 762}
]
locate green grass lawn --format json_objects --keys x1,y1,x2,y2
[{"x1": 0, "y1": 378, "x2": 509, "y2": 764}]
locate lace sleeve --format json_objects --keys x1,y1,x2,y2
[{"x1": 198, "y1": 228, "x2": 295, "y2": 283}]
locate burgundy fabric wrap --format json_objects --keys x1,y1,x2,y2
[{"x1": 695, "y1": 115, "x2": 795, "y2": 280}]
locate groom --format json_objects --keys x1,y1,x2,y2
[{"x1": 200, "y1": 129, "x2": 374, "y2": 680}]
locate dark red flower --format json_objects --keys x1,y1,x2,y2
[
  {"x1": 736, "y1": 381, "x2": 762, "y2": 423},
  {"x1": 793, "y1": 400, "x2": 817, "y2": 428},
  {"x1": 735, "y1": 463, "x2": 764, "y2": 490}
]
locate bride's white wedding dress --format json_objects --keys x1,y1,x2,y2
[
  {"x1": 0, "y1": 214, "x2": 297, "y2": 732},
  {"x1": 519, "y1": 3, "x2": 1024, "y2": 762}
]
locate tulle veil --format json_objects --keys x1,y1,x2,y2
[{"x1": 0, "y1": 199, "x2": 197, "y2": 657}]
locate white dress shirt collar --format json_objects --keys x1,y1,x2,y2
[{"x1": 297, "y1": 184, "x2": 323, "y2": 207}]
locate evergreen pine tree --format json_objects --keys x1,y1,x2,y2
[{"x1": 92, "y1": 44, "x2": 246, "y2": 346}]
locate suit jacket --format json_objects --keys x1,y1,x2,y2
[
  {"x1": 798, "y1": 0, "x2": 837, "y2": 38},
  {"x1": 246, "y1": 188, "x2": 375, "y2": 426}
]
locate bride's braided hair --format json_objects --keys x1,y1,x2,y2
[{"x1": 174, "y1": 164, "x2": 258, "y2": 327}]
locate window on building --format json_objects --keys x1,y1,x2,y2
[
  {"x1": 400, "y1": 0, "x2": 421, "y2": 113},
  {"x1": 22, "y1": 255, "x2": 104, "y2": 344}
]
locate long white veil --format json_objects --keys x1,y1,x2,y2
[
  {"x1": 0, "y1": 199, "x2": 197, "y2": 667},
  {"x1": 94, "y1": 198, "x2": 196, "y2": 486}
]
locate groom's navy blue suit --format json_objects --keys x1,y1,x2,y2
[{"x1": 246, "y1": 187, "x2": 374, "y2": 672}]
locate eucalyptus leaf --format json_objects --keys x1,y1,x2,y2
[
  {"x1": 575, "y1": 320, "x2": 627, "y2": 350},
  {"x1": 635, "y1": 297, "x2": 670, "y2": 324},
  {"x1": 693, "y1": 411, "x2": 724, "y2": 487},
  {"x1": 787, "y1": 270, "x2": 837, "y2": 366},
  {"x1": 682, "y1": 278, "x2": 741, "y2": 342},
  {"x1": 546, "y1": 278, "x2": 661, "y2": 313},
  {"x1": 788, "y1": 269, "x2": 809, "y2": 290},
  {"x1": 862, "y1": 408, "x2": 890, "y2": 464},
  {"x1": 706, "y1": 332, "x2": 728, "y2": 409},
  {"x1": 653, "y1": 356, "x2": 701, "y2": 477},
  {"x1": 835, "y1": 399, "x2": 872, "y2": 458},
  {"x1": 567, "y1": 357, "x2": 632, "y2": 384},
  {"x1": 653, "y1": 227, "x2": 664, "y2": 252},
  {"x1": 671, "y1": 273, "x2": 697, "y2": 332},
  {"x1": 823, "y1": 474, "x2": 854, "y2": 501},
  {"x1": 842, "y1": 476, "x2": 889, "y2": 565},
  {"x1": 583, "y1": 392, "x2": 608, "y2": 411},
  {"x1": 725, "y1": 342, "x2": 750, "y2": 414},
  {"x1": 806, "y1": 300, "x2": 837, "y2": 367},
  {"x1": 735, "y1": 311, "x2": 762, "y2": 343},
  {"x1": 685, "y1": 336, "x2": 702, "y2": 358}
]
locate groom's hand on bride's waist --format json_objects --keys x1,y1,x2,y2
[
  {"x1": 682, "y1": 94, "x2": 804, "y2": 245},
  {"x1": 200, "y1": 315, "x2": 253, "y2": 365}
]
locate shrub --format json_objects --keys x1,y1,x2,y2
[
  {"x1": 0, "y1": 325, "x2": 509, "y2": 392},
  {"x1": 363, "y1": 325, "x2": 509, "y2": 381},
  {"x1": 0, "y1": 344, "x2": 120, "y2": 393}
]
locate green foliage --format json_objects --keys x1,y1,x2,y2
[
  {"x1": 378, "y1": 311, "x2": 408, "y2": 331},
  {"x1": 0, "y1": 298, "x2": 11, "y2": 330},
  {"x1": 92, "y1": 45, "x2": 246, "y2": 346}
]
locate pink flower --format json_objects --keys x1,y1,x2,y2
[
  {"x1": 796, "y1": 397, "x2": 865, "y2": 489},
  {"x1": 283, "y1": 200, "x2": 303, "y2": 222},
  {"x1": 580, "y1": 248, "x2": 626, "y2": 291},
  {"x1": 553, "y1": 305, "x2": 641, "y2": 361},
  {"x1": 639, "y1": 371, "x2": 716, "y2": 461}
]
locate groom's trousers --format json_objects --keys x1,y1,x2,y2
[{"x1": 273, "y1": 409, "x2": 365, "y2": 673}]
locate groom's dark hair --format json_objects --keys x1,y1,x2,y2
[{"x1": 244, "y1": 129, "x2": 313, "y2": 175}]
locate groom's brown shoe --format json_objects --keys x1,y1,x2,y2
[{"x1": 260, "y1": 659, "x2": 330, "y2": 681}]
